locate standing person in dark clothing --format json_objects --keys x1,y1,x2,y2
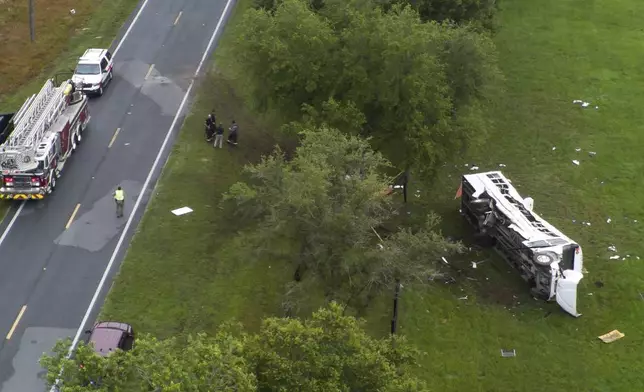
[
  {"x1": 213, "y1": 123, "x2": 224, "y2": 148},
  {"x1": 205, "y1": 113, "x2": 215, "y2": 142},
  {"x1": 227, "y1": 120, "x2": 239, "y2": 145}
]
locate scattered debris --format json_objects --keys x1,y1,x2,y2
[
  {"x1": 171, "y1": 206, "x2": 193, "y2": 216},
  {"x1": 572, "y1": 160, "x2": 580, "y2": 166},
  {"x1": 440, "y1": 257, "x2": 449, "y2": 265},
  {"x1": 464, "y1": 163, "x2": 469, "y2": 167},
  {"x1": 587, "y1": 293, "x2": 593, "y2": 296},
  {"x1": 500, "y1": 349, "x2": 516, "y2": 358},
  {"x1": 471, "y1": 260, "x2": 488, "y2": 269},
  {"x1": 575, "y1": 148, "x2": 581, "y2": 152},
  {"x1": 606, "y1": 218, "x2": 611, "y2": 224},
  {"x1": 552, "y1": 146, "x2": 556, "y2": 151},
  {"x1": 70, "y1": 9, "x2": 76, "y2": 15},
  {"x1": 470, "y1": 166, "x2": 479, "y2": 171},
  {"x1": 608, "y1": 245, "x2": 617, "y2": 252},
  {"x1": 572, "y1": 100, "x2": 596, "y2": 109},
  {"x1": 598, "y1": 330, "x2": 624, "y2": 344},
  {"x1": 124, "y1": 143, "x2": 130, "y2": 146},
  {"x1": 498, "y1": 163, "x2": 506, "y2": 167},
  {"x1": 609, "y1": 255, "x2": 620, "y2": 260},
  {"x1": 589, "y1": 151, "x2": 597, "y2": 157},
  {"x1": 458, "y1": 295, "x2": 468, "y2": 300}
]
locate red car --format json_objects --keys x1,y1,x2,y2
[{"x1": 85, "y1": 321, "x2": 135, "y2": 356}]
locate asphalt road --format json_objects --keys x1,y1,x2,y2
[{"x1": 0, "y1": 1, "x2": 233, "y2": 390}]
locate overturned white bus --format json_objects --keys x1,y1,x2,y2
[{"x1": 458, "y1": 171, "x2": 584, "y2": 317}]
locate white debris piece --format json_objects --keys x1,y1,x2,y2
[
  {"x1": 70, "y1": 9, "x2": 76, "y2": 15},
  {"x1": 585, "y1": 222, "x2": 591, "y2": 226},
  {"x1": 575, "y1": 148, "x2": 581, "y2": 152},
  {"x1": 499, "y1": 163, "x2": 506, "y2": 167},
  {"x1": 458, "y1": 296, "x2": 468, "y2": 300},
  {"x1": 582, "y1": 102, "x2": 590, "y2": 108},
  {"x1": 595, "y1": 106, "x2": 599, "y2": 109},
  {"x1": 470, "y1": 166, "x2": 479, "y2": 171},
  {"x1": 589, "y1": 151, "x2": 597, "y2": 157},
  {"x1": 572, "y1": 160, "x2": 580, "y2": 166},
  {"x1": 609, "y1": 255, "x2": 620, "y2": 260},
  {"x1": 552, "y1": 146, "x2": 557, "y2": 151},
  {"x1": 573, "y1": 100, "x2": 582, "y2": 104},
  {"x1": 171, "y1": 206, "x2": 193, "y2": 216},
  {"x1": 608, "y1": 245, "x2": 617, "y2": 252},
  {"x1": 441, "y1": 257, "x2": 449, "y2": 265},
  {"x1": 606, "y1": 218, "x2": 611, "y2": 224}
]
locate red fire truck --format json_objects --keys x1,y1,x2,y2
[{"x1": 0, "y1": 79, "x2": 90, "y2": 200}]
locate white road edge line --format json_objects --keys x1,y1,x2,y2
[
  {"x1": 0, "y1": 202, "x2": 25, "y2": 249},
  {"x1": 112, "y1": 0, "x2": 151, "y2": 57},
  {"x1": 50, "y1": 0, "x2": 236, "y2": 389},
  {"x1": 0, "y1": 0, "x2": 152, "y2": 250}
]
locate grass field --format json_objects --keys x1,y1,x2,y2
[
  {"x1": 0, "y1": 0, "x2": 140, "y2": 214},
  {"x1": 101, "y1": 0, "x2": 644, "y2": 391}
]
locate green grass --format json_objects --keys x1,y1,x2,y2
[
  {"x1": 102, "y1": 0, "x2": 644, "y2": 391},
  {"x1": 0, "y1": 0, "x2": 140, "y2": 215},
  {"x1": 100, "y1": 0, "x2": 296, "y2": 337}
]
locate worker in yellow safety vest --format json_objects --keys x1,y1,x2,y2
[{"x1": 113, "y1": 186, "x2": 125, "y2": 218}]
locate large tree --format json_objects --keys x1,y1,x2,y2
[
  {"x1": 223, "y1": 126, "x2": 463, "y2": 306},
  {"x1": 229, "y1": 0, "x2": 500, "y2": 177},
  {"x1": 383, "y1": 0, "x2": 498, "y2": 28},
  {"x1": 40, "y1": 330, "x2": 256, "y2": 391},
  {"x1": 41, "y1": 304, "x2": 428, "y2": 391}
]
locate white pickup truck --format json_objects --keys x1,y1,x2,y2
[{"x1": 459, "y1": 171, "x2": 584, "y2": 317}]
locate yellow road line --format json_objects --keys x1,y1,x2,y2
[
  {"x1": 6, "y1": 305, "x2": 27, "y2": 340},
  {"x1": 174, "y1": 11, "x2": 183, "y2": 26},
  {"x1": 66, "y1": 203, "x2": 81, "y2": 229},
  {"x1": 108, "y1": 128, "x2": 121, "y2": 148},
  {"x1": 144, "y1": 64, "x2": 155, "y2": 80}
]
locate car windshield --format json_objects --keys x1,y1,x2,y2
[{"x1": 75, "y1": 63, "x2": 101, "y2": 75}]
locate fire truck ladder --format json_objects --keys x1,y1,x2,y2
[
  {"x1": 0, "y1": 80, "x2": 69, "y2": 170},
  {"x1": 1, "y1": 79, "x2": 70, "y2": 170}
]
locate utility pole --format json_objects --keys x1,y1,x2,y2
[
  {"x1": 390, "y1": 280, "x2": 401, "y2": 336},
  {"x1": 29, "y1": 0, "x2": 35, "y2": 42}
]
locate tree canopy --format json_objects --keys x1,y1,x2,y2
[
  {"x1": 41, "y1": 303, "x2": 429, "y2": 391},
  {"x1": 232, "y1": 0, "x2": 500, "y2": 176},
  {"x1": 222, "y1": 126, "x2": 463, "y2": 307}
]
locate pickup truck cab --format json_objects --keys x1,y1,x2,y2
[
  {"x1": 86, "y1": 321, "x2": 135, "y2": 356},
  {"x1": 72, "y1": 48, "x2": 114, "y2": 97}
]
